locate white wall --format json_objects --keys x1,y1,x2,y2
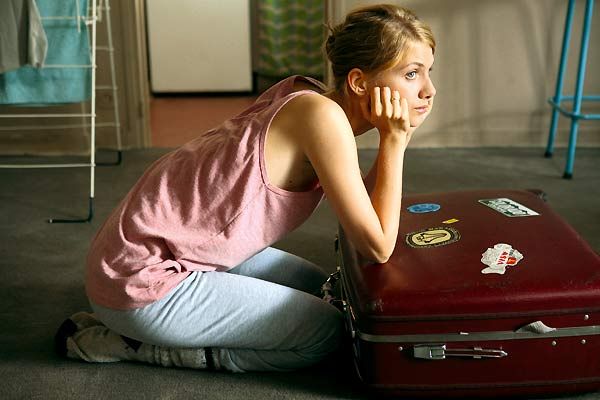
[{"x1": 328, "y1": 0, "x2": 600, "y2": 148}]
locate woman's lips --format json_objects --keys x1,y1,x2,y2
[{"x1": 414, "y1": 106, "x2": 429, "y2": 114}]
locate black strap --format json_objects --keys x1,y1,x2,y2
[
  {"x1": 205, "y1": 347, "x2": 215, "y2": 370},
  {"x1": 120, "y1": 335, "x2": 143, "y2": 352},
  {"x1": 54, "y1": 318, "x2": 78, "y2": 357}
]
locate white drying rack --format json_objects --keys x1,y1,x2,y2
[{"x1": 0, "y1": 0, "x2": 122, "y2": 223}]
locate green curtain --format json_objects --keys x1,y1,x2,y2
[{"x1": 257, "y1": 0, "x2": 324, "y2": 78}]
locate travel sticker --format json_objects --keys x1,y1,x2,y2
[
  {"x1": 480, "y1": 243, "x2": 524, "y2": 275},
  {"x1": 442, "y1": 218, "x2": 459, "y2": 224},
  {"x1": 478, "y1": 198, "x2": 540, "y2": 217},
  {"x1": 407, "y1": 203, "x2": 441, "y2": 214},
  {"x1": 406, "y1": 227, "x2": 460, "y2": 248}
]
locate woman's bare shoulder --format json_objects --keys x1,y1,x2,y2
[{"x1": 281, "y1": 93, "x2": 350, "y2": 132}]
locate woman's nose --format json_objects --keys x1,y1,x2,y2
[{"x1": 420, "y1": 77, "x2": 436, "y2": 100}]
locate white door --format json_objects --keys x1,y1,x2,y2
[{"x1": 146, "y1": 0, "x2": 252, "y2": 92}]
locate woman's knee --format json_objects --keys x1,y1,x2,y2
[{"x1": 300, "y1": 303, "x2": 344, "y2": 360}]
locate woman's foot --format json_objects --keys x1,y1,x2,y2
[
  {"x1": 55, "y1": 312, "x2": 103, "y2": 357},
  {"x1": 54, "y1": 312, "x2": 214, "y2": 369},
  {"x1": 55, "y1": 312, "x2": 136, "y2": 362}
]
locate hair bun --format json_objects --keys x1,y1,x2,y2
[{"x1": 323, "y1": 4, "x2": 435, "y2": 92}]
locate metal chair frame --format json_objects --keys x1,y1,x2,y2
[{"x1": 546, "y1": 0, "x2": 599, "y2": 179}]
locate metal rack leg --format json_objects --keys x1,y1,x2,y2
[
  {"x1": 545, "y1": 0, "x2": 575, "y2": 159},
  {"x1": 48, "y1": 197, "x2": 94, "y2": 223},
  {"x1": 49, "y1": 0, "x2": 98, "y2": 223},
  {"x1": 563, "y1": 0, "x2": 594, "y2": 179},
  {"x1": 96, "y1": 0, "x2": 122, "y2": 166}
]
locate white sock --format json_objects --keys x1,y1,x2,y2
[
  {"x1": 62, "y1": 312, "x2": 213, "y2": 369},
  {"x1": 135, "y1": 343, "x2": 209, "y2": 369}
]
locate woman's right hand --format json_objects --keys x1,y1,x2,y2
[{"x1": 361, "y1": 86, "x2": 413, "y2": 147}]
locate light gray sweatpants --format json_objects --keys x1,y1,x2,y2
[{"x1": 91, "y1": 247, "x2": 343, "y2": 372}]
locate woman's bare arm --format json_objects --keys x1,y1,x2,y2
[{"x1": 284, "y1": 88, "x2": 410, "y2": 262}]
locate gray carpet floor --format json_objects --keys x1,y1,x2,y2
[{"x1": 1, "y1": 147, "x2": 599, "y2": 400}]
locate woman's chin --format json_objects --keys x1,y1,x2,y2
[
  {"x1": 409, "y1": 119, "x2": 424, "y2": 129},
  {"x1": 410, "y1": 113, "x2": 430, "y2": 128}
]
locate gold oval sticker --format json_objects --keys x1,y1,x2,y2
[{"x1": 406, "y1": 227, "x2": 460, "y2": 248}]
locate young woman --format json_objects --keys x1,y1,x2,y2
[{"x1": 56, "y1": 4, "x2": 436, "y2": 373}]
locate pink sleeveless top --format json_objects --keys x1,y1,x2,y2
[{"x1": 86, "y1": 76, "x2": 327, "y2": 310}]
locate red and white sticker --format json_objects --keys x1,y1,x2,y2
[{"x1": 481, "y1": 243, "x2": 523, "y2": 275}]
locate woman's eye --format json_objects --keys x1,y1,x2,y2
[{"x1": 406, "y1": 71, "x2": 417, "y2": 79}]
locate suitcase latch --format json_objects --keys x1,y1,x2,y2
[{"x1": 413, "y1": 344, "x2": 508, "y2": 360}]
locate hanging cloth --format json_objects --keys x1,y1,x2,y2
[
  {"x1": 0, "y1": 0, "x2": 48, "y2": 73},
  {"x1": 257, "y1": 0, "x2": 324, "y2": 78},
  {"x1": 0, "y1": 0, "x2": 91, "y2": 105}
]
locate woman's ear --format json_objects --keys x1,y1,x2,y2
[{"x1": 346, "y1": 68, "x2": 368, "y2": 97}]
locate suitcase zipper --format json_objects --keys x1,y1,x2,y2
[{"x1": 355, "y1": 323, "x2": 600, "y2": 343}]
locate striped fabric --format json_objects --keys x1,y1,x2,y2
[{"x1": 257, "y1": 0, "x2": 324, "y2": 78}]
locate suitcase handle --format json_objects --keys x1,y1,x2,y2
[
  {"x1": 411, "y1": 321, "x2": 556, "y2": 360},
  {"x1": 413, "y1": 344, "x2": 508, "y2": 360}
]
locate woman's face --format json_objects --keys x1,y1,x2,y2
[{"x1": 367, "y1": 41, "x2": 436, "y2": 128}]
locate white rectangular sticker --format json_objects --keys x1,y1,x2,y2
[{"x1": 478, "y1": 198, "x2": 540, "y2": 217}]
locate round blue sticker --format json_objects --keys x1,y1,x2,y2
[{"x1": 407, "y1": 203, "x2": 441, "y2": 213}]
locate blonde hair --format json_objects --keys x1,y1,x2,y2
[{"x1": 325, "y1": 4, "x2": 435, "y2": 92}]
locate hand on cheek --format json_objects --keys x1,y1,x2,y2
[{"x1": 363, "y1": 86, "x2": 411, "y2": 138}]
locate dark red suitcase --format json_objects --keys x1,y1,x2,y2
[{"x1": 337, "y1": 189, "x2": 600, "y2": 398}]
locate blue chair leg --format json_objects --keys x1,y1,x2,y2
[
  {"x1": 563, "y1": 0, "x2": 594, "y2": 179},
  {"x1": 546, "y1": 0, "x2": 575, "y2": 158}
]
